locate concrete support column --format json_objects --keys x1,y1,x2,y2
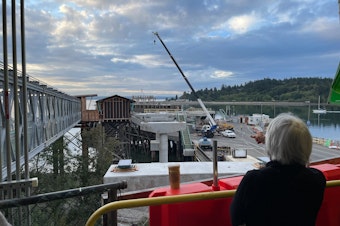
[
  {"x1": 159, "y1": 133, "x2": 168, "y2": 163},
  {"x1": 134, "y1": 119, "x2": 187, "y2": 163}
]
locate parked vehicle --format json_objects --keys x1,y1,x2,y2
[
  {"x1": 198, "y1": 137, "x2": 213, "y2": 150},
  {"x1": 221, "y1": 130, "x2": 236, "y2": 138}
]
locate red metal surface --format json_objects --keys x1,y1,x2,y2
[
  {"x1": 312, "y1": 163, "x2": 340, "y2": 180},
  {"x1": 314, "y1": 164, "x2": 340, "y2": 226},
  {"x1": 149, "y1": 164, "x2": 340, "y2": 226},
  {"x1": 218, "y1": 176, "x2": 243, "y2": 190},
  {"x1": 149, "y1": 182, "x2": 232, "y2": 226}
]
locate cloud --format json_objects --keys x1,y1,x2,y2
[
  {"x1": 1, "y1": 0, "x2": 339, "y2": 98},
  {"x1": 227, "y1": 13, "x2": 262, "y2": 34},
  {"x1": 300, "y1": 17, "x2": 340, "y2": 40},
  {"x1": 211, "y1": 70, "x2": 234, "y2": 79},
  {"x1": 111, "y1": 54, "x2": 169, "y2": 68}
]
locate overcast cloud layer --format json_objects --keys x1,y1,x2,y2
[{"x1": 1, "y1": 0, "x2": 340, "y2": 98}]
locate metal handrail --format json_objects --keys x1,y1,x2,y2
[
  {"x1": 0, "y1": 181, "x2": 127, "y2": 209},
  {"x1": 85, "y1": 179, "x2": 340, "y2": 226}
]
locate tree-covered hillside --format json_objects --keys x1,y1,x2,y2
[{"x1": 180, "y1": 77, "x2": 333, "y2": 103}]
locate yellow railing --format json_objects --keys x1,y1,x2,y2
[{"x1": 86, "y1": 180, "x2": 340, "y2": 226}]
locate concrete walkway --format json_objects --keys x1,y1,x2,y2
[{"x1": 104, "y1": 161, "x2": 258, "y2": 192}]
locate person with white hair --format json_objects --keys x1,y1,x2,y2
[{"x1": 230, "y1": 113, "x2": 326, "y2": 226}]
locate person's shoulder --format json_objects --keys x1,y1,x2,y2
[
  {"x1": 238, "y1": 169, "x2": 261, "y2": 188},
  {"x1": 245, "y1": 162, "x2": 277, "y2": 176},
  {"x1": 241, "y1": 167, "x2": 278, "y2": 188},
  {"x1": 245, "y1": 168, "x2": 261, "y2": 176},
  {"x1": 308, "y1": 167, "x2": 323, "y2": 173},
  {"x1": 303, "y1": 167, "x2": 326, "y2": 187},
  {"x1": 243, "y1": 168, "x2": 265, "y2": 180},
  {"x1": 308, "y1": 167, "x2": 326, "y2": 179},
  {"x1": 243, "y1": 162, "x2": 284, "y2": 182}
]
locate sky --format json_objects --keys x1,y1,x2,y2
[{"x1": 1, "y1": 0, "x2": 340, "y2": 99}]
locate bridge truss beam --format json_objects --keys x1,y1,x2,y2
[{"x1": 0, "y1": 67, "x2": 81, "y2": 180}]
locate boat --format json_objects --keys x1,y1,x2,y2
[
  {"x1": 313, "y1": 109, "x2": 327, "y2": 114},
  {"x1": 313, "y1": 96, "x2": 327, "y2": 114}
]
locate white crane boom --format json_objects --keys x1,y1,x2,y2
[{"x1": 153, "y1": 32, "x2": 217, "y2": 137}]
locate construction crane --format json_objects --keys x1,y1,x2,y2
[{"x1": 153, "y1": 32, "x2": 217, "y2": 138}]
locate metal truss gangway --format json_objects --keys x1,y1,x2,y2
[
  {"x1": 176, "y1": 113, "x2": 195, "y2": 157},
  {"x1": 0, "y1": 64, "x2": 81, "y2": 180}
]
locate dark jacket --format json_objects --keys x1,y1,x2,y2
[{"x1": 230, "y1": 161, "x2": 326, "y2": 226}]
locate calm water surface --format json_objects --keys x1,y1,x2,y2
[{"x1": 308, "y1": 124, "x2": 340, "y2": 141}]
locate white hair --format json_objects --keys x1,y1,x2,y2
[{"x1": 265, "y1": 113, "x2": 312, "y2": 165}]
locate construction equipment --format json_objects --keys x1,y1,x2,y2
[{"x1": 153, "y1": 32, "x2": 217, "y2": 138}]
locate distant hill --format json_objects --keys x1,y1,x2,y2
[{"x1": 179, "y1": 77, "x2": 333, "y2": 104}]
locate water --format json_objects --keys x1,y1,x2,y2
[
  {"x1": 216, "y1": 104, "x2": 340, "y2": 142},
  {"x1": 308, "y1": 124, "x2": 340, "y2": 141},
  {"x1": 304, "y1": 112, "x2": 340, "y2": 141}
]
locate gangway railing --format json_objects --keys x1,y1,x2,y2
[
  {"x1": 195, "y1": 146, "x2": 212, "y2": 162},
  {"x1": 177, "y1": 113, "x2": 195, "y2": 156},
  {"x1": 0, "y1": 65, "x2": 81, "y2": 180},
  {"x1": 86, "y1": 179, "x2": 340, "y2": 226},
  {"x1": 176, "y1": 112, "x2": 211, "y2": 160}
]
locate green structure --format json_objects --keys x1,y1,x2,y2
[{"x1": 329, "y1": 62, "x2": 340, "y2": 104}]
